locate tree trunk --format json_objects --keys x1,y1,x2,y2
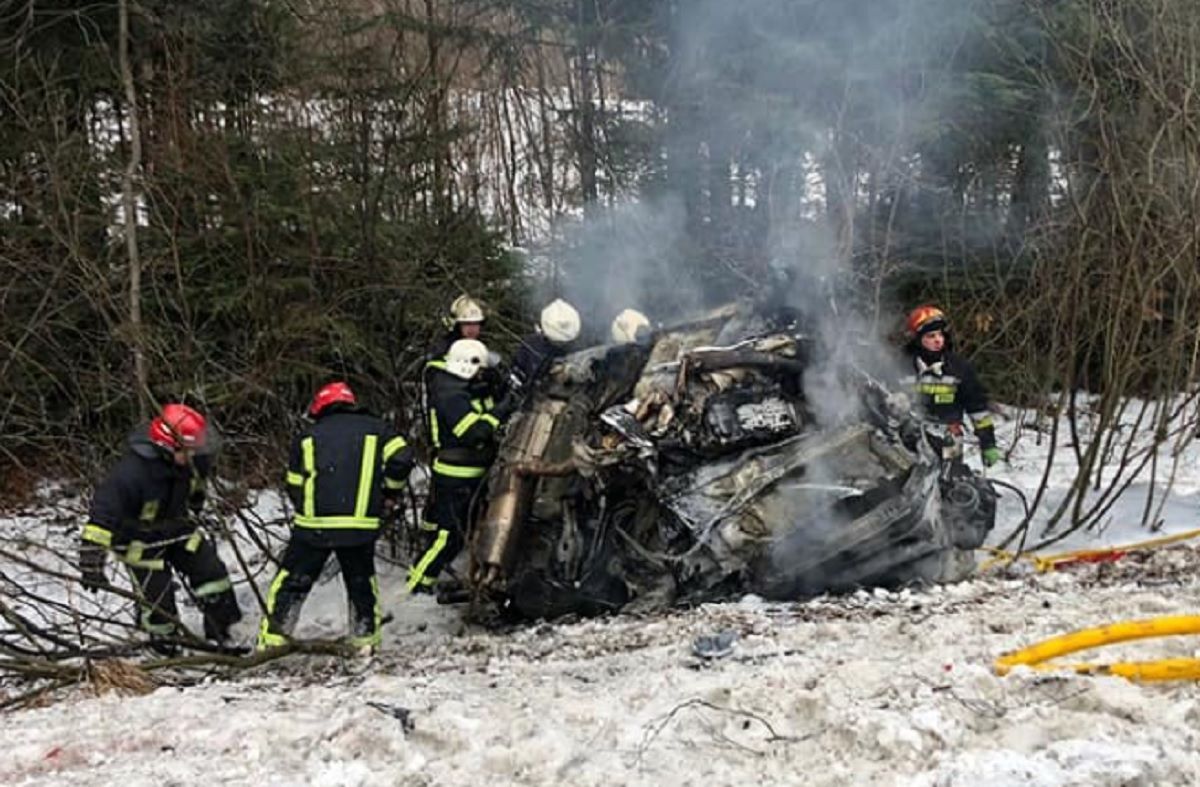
[{"x1": 118, "y1": 0, "x2": 149, "y2": 417}]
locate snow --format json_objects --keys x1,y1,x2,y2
[{"x1": 4, "y1": 401, "x2": 1200, "y2": 786}]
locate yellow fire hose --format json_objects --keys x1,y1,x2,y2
[
  {"x1": 979, "y1": 525, "x2": 1200, "y2": 574},
  {"x1": 995, "y1": 615, "x2": 1200, "y2": 682}
]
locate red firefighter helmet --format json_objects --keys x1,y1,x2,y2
[
  {"x1": 905, "y1": 304, "x2": 948, "y2": 338},
  {"x1": 148, "y1": 404, "x2": 208, "y2": 450},
  {"x1": 309, "y1": 381, "x2": 356, "y2": 417}
]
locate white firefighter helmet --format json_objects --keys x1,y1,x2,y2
[
  {"x1": 610, "y1": 308, "x2": 651, "y2": 344},
  {"x1": 450, "y1": 294, "x2": 485, "y2": 324},
  {"x1": 540, "y1": 298, "x2": 581, "y2": 344},
  {"x1": 445, "y1": 339, "x2": 488, "y2": 379}
]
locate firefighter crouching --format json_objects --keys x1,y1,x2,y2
[
  {"x1": 904, "y1": 305, "x2": 1001, "y2": 468},
  {"x1": 79, "y1": 403, "x2": 242, "y2": 651},
  {"x1": 407, "y1": 339, "x2": 515, "y2": 595},
  {"x1": 257, "y1": 382, "x2": 414, "y2": 652}
]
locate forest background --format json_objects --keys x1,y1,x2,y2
[{"x1": 4, "y1": 0, "x2": 1200, "y2": 534}]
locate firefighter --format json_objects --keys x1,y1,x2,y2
[
  {"x1": 507, "y1": 298, "x2": 581, "y2": 397},
  {"x1": 257, "y1": 382, "x2": 414, "y2": 652},
  {"x1": 429, "y1": 295, "x2": 486, "y2": 361},
  {"x1": 407, "y1": 339, "x2": 513, "y2": 594},
  {"x1": 610, "y1": 308, "x2": 652, "y2": 345},
  {"x1": 904, "y1": 305, "x2": 1001, "y2": 467},
  {"x1": 425, "y1": 294, "x2": 505, "y2": 411},
  {"x1": 79, "y1": 403, "x2": 242, "y2": 651}
]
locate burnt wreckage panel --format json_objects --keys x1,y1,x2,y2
[{"x1": 468, "y1": 302, "x2": 997, "y2": 620}]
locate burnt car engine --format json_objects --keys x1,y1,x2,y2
[{"x1": 466, "y1": 301, "x2": 997, "y2": 620}]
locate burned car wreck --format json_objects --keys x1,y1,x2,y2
[{"x1": 466, "y1": 301, "x2": 996, "y2": 620}]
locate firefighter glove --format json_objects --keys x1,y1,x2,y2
[
  {"x1": 79, "y1": 544, "x2": 108, "y2": 592},
  {"x1": 982, "y1": 446, "x2": 1001, "y2": 468}
]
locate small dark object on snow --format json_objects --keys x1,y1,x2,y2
[
  {"x1": 692, "y1": 629, "x2": 738, "y2": 660},
  {"x1": 366, "y1": 701, "x2": 415, "y2": 733}
]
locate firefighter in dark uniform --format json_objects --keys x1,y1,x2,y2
[
  {"x1": 507, "y1": 298, "x2": 581, "y2": 398},
  {"x1": 257, "y1": 382, "x2": 414, "y2": 651},
  {"x1": 905, "y1": 305, "x2": 1001, "y2": 467},
  {"x1": 407, "y1": 339, "x2": 512, "y2": 594},
  {"x1": 79, "y1": 403, "x2": 242, "y2": 649}
]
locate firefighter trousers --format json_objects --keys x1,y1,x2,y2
[
  {"x1": 258, "y1": 537, "x2": 380, "y2": 649},
  {"x1": 407, "y1": 475, "x2": 481, "y2": 593},
  {"x1": 121, "y1": 529, "x2": 242, "y2": 641}
]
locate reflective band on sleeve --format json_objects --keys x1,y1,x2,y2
[
  {"x1": 193, "y1": 577, "x2": 232, "y2": 597},
  {"x1": 185, "y1": 530, "x2": 203, "y2": 553},
  {"x1": 354, "y1": 435, "x2": 378, "y2": 519},
  {"x1": 383, "y1": 477, "x2": 407, "y2": 490},
  {"x1": 139, "y1": 500, "x2": 159, "y2": 522},
  {"x1": 429, "y1": 409, "x2": 441, "y2": 449},
  {"x1": 285, "y1": 470, "x2": 305, "y2": 486},
  {"x1": 419, "y1": 520, "x2": 439, "y2": 532},
  {"x1": 301, "y1": 436, "x2": 316, "y2": 519},
  {"x1": 452, "y1": 412, "x2": 482, "y2": 438},
  {"x1": 82, "y1": 524, "x2": 113, "y2": 548},
  {"x1": 431, "y1": 459, "x2": 485, "y2": 479},
  {"x1": 480, "y1": 414, "x2": 500, "y2": 429},
  {"x1": 382, "y1": 436, "x2": 408, "y2": 461}
]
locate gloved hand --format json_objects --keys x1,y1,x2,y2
[
  {"x1": 79, "y1": 544, "x2": 108, "y2": 592},
  {"x1": 981, "y1": 446, "x2": 1002, "y2": 468}
]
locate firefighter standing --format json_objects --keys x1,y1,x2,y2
[
  {"x1": 507, "y1": 298, "x2": 582, "y2": 397},
  {"x1": 905, "y1": 305, "x2": 1001, "y2": 467},
  {"x1": 79, "y1": 403, "x2": 242, "y2": 650},
  {"x1": 257, "y1": 382, "x2": 414, "y2": 652},
  {"x1": 407, "y1": 339, "x2": 512, "y2": 594}
]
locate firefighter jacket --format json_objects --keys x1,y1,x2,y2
[
  {"x1": 908, "y1": 350, "x2": 997, "y2": 450},
  {"x1": 508, "y1": 332, "x2": 565, "y2": 396},
  {"x1": 426, "y1": 367, "x2": 504, "y2": 479},
  {"x1": 284, "y1": 405, "x2": 414, "y2": 543},
  {"x1": 82, "y1": 430, "x2": 212, "y2": 555}
]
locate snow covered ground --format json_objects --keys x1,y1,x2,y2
[{"x1": 4, "y1": 403, "x2": 1200, "y2": 786}]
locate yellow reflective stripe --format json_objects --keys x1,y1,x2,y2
[
  {"x1": 480, "y1": 414, "x2": 500, "y2": 429},
  {"x1": 407, "y1": 530, "x2": 449, "y2": 591},
  {"x1": 382, "y1": 436, "x2": 408, "y2": 461},
  {"x1": 354, "y1": 435, "x2": 378, "y2": 519},
  {"x1": 419, "y1": 520, "x2": 439, "y2": 532},
  {"x1": 972, "y1": 414, "x2": 995, "y2": 429},
  {"x1": 383, "y1": 477, "x2": 407, "y2": 490},
  {"x1": 82, "y1": 524, "x2": 113, "y2": 548},
  {"x1": 123, "y1": 557, "x2": 166, "y2": 570},
  {"x1": 301, "y1": 436, "x2": 316, "y2": 520},
  {"x1": 918, "y1": 383, "x2": 956, "y2": 395},
  {"x1": 257, "y1": 568, "x2": 291, "y2": 650},
  {"x1": 432, "y1": 459, "x2": 485, "y2": 479},
  {"x1": 139, "y1": 500, "x2": 159, "y2": 522},
  {"x1": 184, "y1": 530, "x2": 203, "y2": 553},
  {"x1": 139, "y1": 609, "x2": 175, "y2": 636},
  {"x1": 349, "y1": 576, "x2": 383, "y2": 648},
  {"x1": 426, "y1": 359, "x2": 448, "y2": 370},
  {"x1": 293, "y1": 515, "x2": 381, "y2": 530},
  {"x1": 125, "y1": 541, "x2": 145, "y2": 563},
  {"x1": 452, "y1": 412, "x2": 483, "y2": 437},
  {"x1": 193, "y1": 577, "x2": 232, "y2": 597},
  {"x1": 285, "y1": 470, "x2": 305, "y2": 486},
  {"x1": 430, "y1": 409, "x2": 441, "y2": 449}
]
